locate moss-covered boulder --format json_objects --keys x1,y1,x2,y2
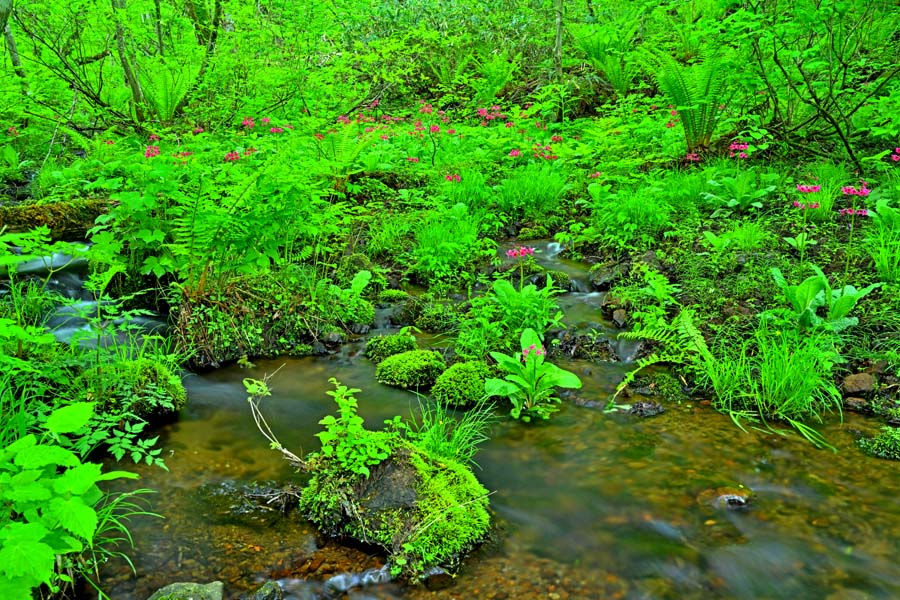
[
  {"x1": 378, "y1": 289, "x2": 409, "y2": 304},
  {"x1": 75, "y1": 358, "x2": 186, "y2": 417},
  {"x1": 365, "y1": 333, "x2": 417, "y2": 364},
  {"x1": 300, "y1": 442, "x2": 490, "y2": 578},
  {"x1": 858, "y1": 427, "x2": 900, "y2": 460},
  {"x1": 147, "y1": 581, "x2": 224, "y2": 600},
  {"x1": 376, "y1": 350, "x2": 446, "y2": 389},
  {"x1": 518, "y1": 225, "x2": 549, "y2": 240},
  {"x1": 431, "y1": 362, "x2": 491, "y2": 407}
]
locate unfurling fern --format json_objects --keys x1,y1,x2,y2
[
  {"x1": 645, "y1": 51, "x2": 729, "y2": 152},
  {"x1": 613, "y1": 308, "x2": 710, "y2": 399}
]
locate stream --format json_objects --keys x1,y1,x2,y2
[{"x1": 20, "y1": 242, "x2": 900, "y2": 600}]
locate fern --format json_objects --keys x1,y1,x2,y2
[
  {"x1": 613, "y1": 309, "x2": 709, "y2": 398},
  {"x1": 645, "y1": 51, "x2": 729, "y2": 152},
  {"x1": 139, "y1": 60, "x2": 200, "y2": 123}
]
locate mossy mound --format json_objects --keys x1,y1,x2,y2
[
  {"x1": 299, "y1": 442, "x2": 490, "y2": 578},
  {"x1": 365, "y1": 333, "x2": 417, "y2": 364},
  {"x1": 376, "y1": 350, "x2": 445, "y2": 388},
  {"x1": 858, "y1": 427, "x2": 900, "y2": 460},
  {"x1": 414, "y1": 301, "x2": 459, "y2": 333},
  {"x1": 75, "y1": 358, "x2": 186, "y2": 417},
  {"x1": 431, "y1": 362, "x2": 491, "y2": 407},
  {"x1": 378, "y1": 289, "x2": 409, "y2": 304},
  {"x1": 518, "y1": 225, "x2": 549, "y2": 240},
  {"x1": 0, "y1": 198, "x2": 110, "y2": 240}
]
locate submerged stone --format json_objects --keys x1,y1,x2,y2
[
  {"x1": 247, "y1": 580, "x2": 284, "y2": 600},
  {"x1": 146, "y1": 581, "x2": 224, "y2": 600}
]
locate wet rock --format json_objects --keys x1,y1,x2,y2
[
  {"x1": 551, "y1": 331, "x2": 618, "y2": 361},
  {"x1": 696, "y1": 487, "x2": 752, "y2": 512},
  {"x1": 843, "y1": 373, "x2": 875, "y2": 395},
  {"x1": 422, "y1": 566, "x2": 454, "y2": 590},
  {"x1": 147, "y1": 581, "x2": 224, "y2": 600},
  {"x1": 627, "y1": 401, "x2": 665, "y2": 417},
  {"x1": 311, "y1": 341, "x2": 328, "y2": 355},
  {"x1": 323, "y1": 572, "x2": 358, "y2": 596},
  {"x1": 348, "y1": 323, "x2": 370, "y2": 335},
  {"x1": 637, "y1": 250, "x2": 662, "y2": 272},
  {"x1": 612, "y1": 309, "x2": 627, "y2": 328},
  {"x1": 247, "y1": 581, "x2": 284, "y2": 600},
  {"x1": 323, "y1": 331, "x2": 346, "y2": 347},
  {"x1": 589, "y1": 260, "x2": 629, "y2": 291},
  {"x1": 567, "y1": 393, "x2": 604, "y2": 409},
  {"x1": 843, "y1": 397, "x2": 871, "y2": 414}
]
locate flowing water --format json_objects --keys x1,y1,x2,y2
[{"x1": 31, "y1": 244, "x2": 899, "y2": 599}]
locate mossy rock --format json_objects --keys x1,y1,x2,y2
[
  {"x1": 376, "y1": 350, "x2": 445, "y2": 388},
  {"x1": 414, "y1": 301, "x2": 459, "y2": 333},
  {"x1": 518, "y1": 225, "x2": 549, "y2": 240},
  {"x1": 365, "y1": 333, "x2": 417, "y2": 364},
  {"x1": 76, "y1": 358, "x2": 186, "y2": 417},
  {"x1": 378, "y1": 289, "x2": 409, "y2": 304},
  {"x1": 537, "y1": 269, "x2": 571, "y2": 292},
  {"x1": 432, "y1": 362, "x2": 491, "y2": 407},
  {"x1": 0, "y1": 198, "x2": 110, "y2": 240},
  {"x1": 147, "y1": 581, "x2": 224, "y2": 600},
  {"x1": 299, "y1": 442, "x2": 490, "y2": 578},
  {"x1": 858, "y1": 427, "x2": 900, "y2": 460}
]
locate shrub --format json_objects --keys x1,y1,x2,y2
[
  {"x1": 432, "y1": 362, "x2": 492, "y2": 407},
  {"x1": 858, "y1": 427, "x2": 900, "y2": 460},
  {"x1": 76, "y1": 358, "x2": 186, "y2": 417},
  {"x1": 365, "y1": 333, "x2": 417, "y2": 364},
  {"x1": 415, "y1": 301, "x2": 460, "y2": 333},
  {"x1": 376, "y1": 350, "x2": 446, "y2": 389}
]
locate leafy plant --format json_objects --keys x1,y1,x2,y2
[
  {"x1": 768, "y1": 265, "x2": 880, "y2": 333},
  {"x1": 405, "y1": 395, "x2": 497, "y2": 466},
  {"x1": 485, "y1": 328, "x2": 582, "y2": 422},
  {"x1": 314, "y1": 379, "x2": 394, "y2": 478},
  {"x1": 702, "y1": 169, "x2": 778, "y2": 215},
  {"x1": 866, "y1": 199, "x2": 900, "y2": 283}
]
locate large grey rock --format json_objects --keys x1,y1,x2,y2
[
  {"x1": 147, "y1": 581, "x2": 224, "y2": 600},
  {"x1": 247, "y1": 581, "x2": 284, "y2": 600}
]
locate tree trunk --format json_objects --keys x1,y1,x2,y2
[
  {"x1": 153, "y1": 0, "x2": 164, "y2": 56},
  {"x1": 0, "y1": 0, "x2": 11, "y2": 32},
  {"x1": 554, "y1": 0, "x2": 564, "y2": 82},
  {"x1": 4, "y1": 21, "x2": 25, "y2": 78},
  {"x1": 173, "y1": 0, "x2": 221, "y2": 116},
  {"x1": 111, "y1": 0, "x2": 145, "y2": 121}
]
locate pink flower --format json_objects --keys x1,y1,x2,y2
[
  {"x1": 364, "y1": 127, "x2": 374, "y2": 133},
  {"x1": 261, "y1": 117, "x2": 271, "y2": 124},
  {"x1": 149, "y1": 133, "x2": 160, "y2": 141},
  {"x1": 243, "y1": 147, "x2": 257, "y2": 156},
  {"x1": 445, "y1": 174, "x2": 461, "y2": 182},
  {"x1": 7, "y1": 126, "x2": 18, "y2": 137},
  {"x1": 808, "y1": 202, "x2": 820, "y2": 209},
  {"x1": 447, "y1": 129, "x2": 456, "y2": 135},
  {"x1": 368, "y1": 99, "x2": 380, "y2": 109},
  {"x1": 650, "y1": 105, "x2": 658, "y2": 110},
  {"x1": 685, "y1": 153, "x2": 700, "y2": 162},
  {"x1": 430, "y1": 124, "x2": 440, "y2": 133},
  {"x1": 551, "y1": 135, "x2": 563, "y2": 143},
  {"x1": 419, "y1": 103, "x2": 433, "y2": 114},
  {"x1": 506, "y1": 248, "x2": 520, "y2": 258},
  {"x1": 192, "y1": 127, "x2": 204, "y2": 135},
  {"x1": 509, "y1": 149, "x2": 521, "y2": 157},
  {"x1": 269, "y1": 127, "x2": 284, "y2": 133},
  {"x1": 891, "y1": 154, "x2": 900, "y2": 162},
  {"x1": 223, "y1": 151, "x2": 241, "y2": 162},
  {"x1": 103, "y1": 140, "x2": 114, "y2": 145},
  {"x1": 314, "y1": 133, "x2": 325, "y2": 141},
  {"x1": 337, "y1": 115, "x2": 351, "y2": 124},
  {"x1": 588, "y1": 171, "x2": 602, "y2": 178},
  {"x1": 406, "y1": 157, "x2": 420, "y2": 163},
  {"x1": 505, "y1": 121, "x2": 514, "y2": 128},
  {"x1": 796, "y1": 184, "x2": 821, "y2": 193},
  {"x1": 144, "y1": 145, "x2": 160, "y2": 158},
  {"x1": 477, "y1": 108, "x2": 489, "y2": 117},
  {"x1": 242, "y1": 117, "x2": 255, "y2": 129},
  {"x1": 670, "y1": 110, "x2": 677, "y2": 116},
  {"x1": 856, "y1": 208, "x2": 869, "y2": 217},
  {"x1": 665, "y1": 120, "x2": 676, "y2": 128}
]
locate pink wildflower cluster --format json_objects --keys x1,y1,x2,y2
[
  {"x1": 419, "y1": 102, "x2": 434, "y2": 115},
  {"x1": 890, "y1": 147, "x2": 900, "y2": 162},
  {"x1": 192, "y1": 127, "x2": 204, "y2": 135},
  {"x1": 792, "y1": 201, "x2": 820, "y2": 209},
  {"x1": 7, "y1": 126, "x2": 18, "y2": 137},
  {"x1": 839, "y1": 207, "x2": 868, "y2": 217},
  {"x1": 223, "y1": 151, "x2": 241, "y2": 162},
  {"x1": 102, "y1": 140, "x2": 115, "y2": 145},
  {"x1": 509, "y1": 149, "x2": 521, "y2": 157},
  {"x1": 173, "y1": 150, "x2": 193, "y2": 159},
  {"x1": 243, "y1": 147, "x2": 257, "y2": 156},
  {"x1": 337, "y1": 115, "x2": 351, "y2": 125},
  {"x1": 532, "y1": 142, "x2": 558, "y2": 161},
  {"x1": 445, "y1": 173, "x2": 461, "y2": 182},
  {"x1": 841, "y1": 184, "x2": 871, "y2": 197},
  {"x1": 796, "y1": 184, "x2": 821, "y2": 193},
  {"x1": 269, "y1": 127, "x2": 284, "y2": 134},
  {"x1": 729, "y1": 141, "x2": 749, "y2": 159},
  {"x1": 476, "y1": 106, "x2": 507, "y2": 127},
  {"x1": 406, "y1": 157, "x2": 420, "y2": 163},
  {"x1": 149, "y1": 133, "x2": 160, "y2": 142},
  {"x1": 685, "y1": 153, "x2": 700, "y2": 162},
  {"x1": 522, "y1": 343, "x2": 546, "y2": 360},
  {"x1": 144, "y1": 145, "x2": 160, "y2": 159},
  {"x1": 241, "y1": 117, "x2": 255, "y2": 129},
  {"x1": 261, "y1": 117, "x2": 271, "y2": 124},
  {"x1": 588, "y1": 171, "x2": 602, "y2": 178},
  {"x1": 429, "y1": 124, "x2": 440, "y2": 133},
  {"x1": 506, "y1": 246, "x2": 535, "y2": 259}
]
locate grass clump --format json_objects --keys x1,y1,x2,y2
[{"x1": 858, "y1": 427, "x2": 900, "y2": 460}]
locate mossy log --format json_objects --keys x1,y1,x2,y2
[{"x1": 0, "y1": 199, "x2": 111, "y2": 240}]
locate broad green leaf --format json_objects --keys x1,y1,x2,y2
[
  {"x1": 45, "y1": 402, "x2": 95, "y2": 435},
  {"x1": 0, "y1": 524, "x2": 55, "y2": 582},
  {"x1": 46, "y1": 498, "x2": 98, "y2": 541},
  {"x1": 0, "y1": 575, "x2": 36, "y2": 599},
  {"x1": 13, "y1": 445, "x2": 79, "y2": 469},
  {"x1": 548, "y1": 368, "x2": 583, "y2": 389},
  {"x1": 52, "y1": 463, "x2": 102, "y2": 495}
]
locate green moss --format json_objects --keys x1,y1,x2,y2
[
  {"x1": 518, "y1": 225, "x2": 549, "y2": 240},
  {"x1": 378, "y1": 289, "x2": 410, "y2": 303},
  {"x1": 858, "y1": 427, "x2": 900, "y2": 460},
  {"x1": 545, "y1": 270, "x2": 571, "y2": 292},
  {"x1": 376, "y1": 350, "x2": 446, "y2": 388},
  {"x1": 432, "y1": 362, "x2": 491, "y2": 407},
  {"x1": 77, "y1": 358, "x2": 186, "y2": 417},
  {"x1": 365, "y1": 333, "x2": 417, "y2": 364}
]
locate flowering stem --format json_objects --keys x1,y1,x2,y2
[
  {"x1": 428, "y1": 129, "x2": 437, "y2": 167},
  {"x1": 844, "y1": 212, "x2": 856, "y2": 285}
]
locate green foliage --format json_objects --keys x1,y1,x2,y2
[
  {"x1": 74, "y1": 358, "x2": 186, "y2": 418},
  {"x1": 0, "y1": 403, "x2": 151, "y2": 599},
  {"x1": 431, "y1": 362, "x2": 492, "y2": 407},
  {"x1": 495, "y1": 163, "x2": 570, "y2": 222},
  {"x1": 407, "y1": 395, "x2": 497, "y2": 465},
  {"x1": 647, "y1": 51, "x2": 730, "y2": 152},
  {"x1": 768, "y1": 265, "x2": 880, "y2": 333},
  {"x1": 314, "y1": 379, "x2": 394, "y2": 479},
  {"x1": 485, "y1": 328, "x2": 582, "y2": 422},
  {"x1": 376, "y1": 350, "x2": 446, "y2": 389},
  {"x1": 365, "y1": 332, "x2": 418, "y2": 364},
  {"x1": 702, "y1": 169, "x2": 779, "y2": 215},
  {"x1": 858, "y1": 427, "x2": 900, "y2": 460},
  {"x1": 411, "y1": 203, "x2": 494, "y2": 288},
  {"x1": 866, "y1": 199, "x2": 900, "y2": 283},
  {"x1": 581, "y1": 182, "x2": 673, "y2": 252}
]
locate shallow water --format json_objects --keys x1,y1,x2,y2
[{"x1": 96, "y1": 343, "x2": 900, "y2": 600}]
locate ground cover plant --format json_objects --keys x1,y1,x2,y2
[{"x1": 3, "y1": 0, "x2": 900, "y2": 596}]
